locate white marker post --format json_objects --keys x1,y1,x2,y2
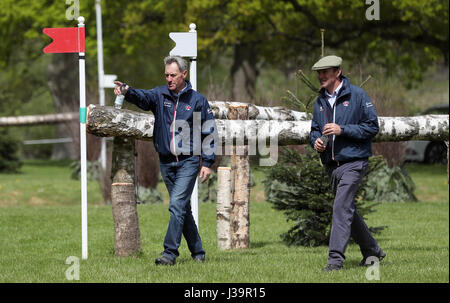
[
  {"x1": 188, "y1": 24, "x2": 199, "y2": 230},
  {"x1": 42, "y1": 15, "x2": 89, "y2": 260},
  {"x1": 78, "y1": 16, "x2": 88, "y2": 260},
  {"x1": 96, "y1": 0, "x2": 117, "y2": 171},
  {"x1": 169, "y1": 24, "x2": 199, "y2": 228},
  {"x1": 95, "y1": 0, "x2": 107, "y2": 171}
]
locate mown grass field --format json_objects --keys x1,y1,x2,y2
[{"x1": 0, "y1": 160, "x2": 448, "y2": 283}]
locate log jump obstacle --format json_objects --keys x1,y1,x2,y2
[
  {"x1": 84, "y1": 102, "x2": 448, "y2": 252},
  {"x1": 3, "y1": 102, "x2": 446, "y2": 253}
]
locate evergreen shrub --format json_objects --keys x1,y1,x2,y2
[
  {"x1": 0, "y1": 130, "x2": 23, "y2": 173},
  {"x1": 264, "y1": 146, "x2": 383, "y2": 246},
  {"x1": 361, "y1": 156, "x2": 417, "y2": 202},
  {"x1": 137, "y1": 186, "x2": 163, "y2": 204}
]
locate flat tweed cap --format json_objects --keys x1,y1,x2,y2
[{"x1": 311, "y1": 55, "x2": 342, "y2": 71}]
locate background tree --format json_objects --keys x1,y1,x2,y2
[
  {"x1": 0, "y1": 0, "x2": 177, "y2": 199},
  {"x1": 0, "y1": 0, "x2": 448, "y2": 190},
  {"x1": 1, "y1": 0, "x2": 447, "y2": 118},
  {"x1": 186, "y1": 0, "x2": 448, "y2": 100}
]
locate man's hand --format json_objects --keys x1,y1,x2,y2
[
  {"x1": 199, "y1": 166, "x2": 212, "y2": 183},
  {"x1": 323, "y1": 123, "x2": 341, "y2": 136},
  {"x1": 314, "y1": 137, "x2": 326, "y2": 152},
  {"x1": 114, "y1": 81, "x2": 129, "y2": 96}
]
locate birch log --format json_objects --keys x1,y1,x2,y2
[
  {"x1": 85, "y1": 105, "x2": 449, "y2": 144},
  {"x1": 86, "y1": 105, "x2": 154, "y2": 140},
  {"x1": 209, "y1": 101, "x2": 308, "y2": 121},
  {"x1": 0, "y1": 112, "x2": 78, "y2": 126},
  {"x1": 217, "y1": 167, "x2": 233, "y2": 250},
  {"x1": 111, "y1": 137, "x2": 142, "y2": 257},
  {"x1": 0, "y1": 101, "x2": 305, "y2": 127},
  {"x1": 228, "y1": 105, "x2": 251, "y2": 249}
]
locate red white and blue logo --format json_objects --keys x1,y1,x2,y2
[
  {"x1": 185, "y1": 105, "x2": 191, "y2": 111},
  {"x1": 343, "y1": 101, "x2": 349, "y2": 107}
]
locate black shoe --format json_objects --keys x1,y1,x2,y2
[
  {"x1": 359, "y1": 250, "x2": 386, "y2": 267},
  {"x1": 155, "y1": 256, "x2": 176, "y2": 266},
  {"x1": 192, "y1": 255, "x2": 205, "y2": 263},
  {"x1": 322, "y1": 264, "x2": 343, "y2": 272}
]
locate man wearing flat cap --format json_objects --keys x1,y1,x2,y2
[{"x1": 309, "y1": 55, "x2": 385, "y2": 272}]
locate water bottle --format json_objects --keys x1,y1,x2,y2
[
  {"x1": 114, "y1": 83, "x2": 126, "y2": 109},
  {"x1": 114, "y1": 94, "x2": 124, "y2": 109},
  {"x1": 320, "y1": 134, "x2": 329, "y2": 146}
]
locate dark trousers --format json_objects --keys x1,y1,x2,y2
[
  {"x1": 326, "y1": 159, "x2": 381, "y2": 266},
  {"x1": 159, "y1": 156, "x2": 205, "y2": 261}
]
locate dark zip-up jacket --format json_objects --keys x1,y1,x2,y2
[
  {"x1": 309, "y1": 77, "x2": 379, "y2": 165},
  {"x1": 124, "y1": 80, "x2": 216, "y2": 168}
]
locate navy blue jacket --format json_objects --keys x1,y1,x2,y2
[
  {"x1": 309, "y1": 77, "x2": 379, "y2": 165},
  {"x1": 125, "y1": 80, "x2": 216, "y2": 168}
]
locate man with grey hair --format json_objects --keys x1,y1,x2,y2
[{"x1": 114, "y1": 55, "x2": 216, "y2": 266}]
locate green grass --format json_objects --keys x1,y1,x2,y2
[
  {"x1": 0, "y1": 159, "x2": 104, "y2": 207},
  {"x1": 0, "y1": 160, "x2": 448, "y2": 283},
  {"x1": 404, "y1": 163, "x2": 449, "y2": 202}
]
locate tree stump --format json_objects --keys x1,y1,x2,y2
[
  {"x1": 228, "y1": 105, "x2": 251, "y2": 249},
  {"x1": 111, "y1": 137, "x2": 141, "y2": 257},
  {"x1": 217, "y1": 167, "x2": 232, "y2": 250}
]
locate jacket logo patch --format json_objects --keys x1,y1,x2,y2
[
  {"x1": 164, "y1": 101, "x2": 172, "y2": 108},
  {"x1": 319, "y1": 106, "x2": 324, "y2": 111},
  {"x1": 343, "y1": 101, "x2": 349, "y2": 107},
  {"x1": 185, "y1": 105, "x2": 191, "y2": 111},
  {"x1": 366, "y1": 102, "x2": 373, "y2": 108}
]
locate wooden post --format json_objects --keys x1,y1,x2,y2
[
  {"x1": 320, "y1": 28, "x2": 325, "y2": 57},
  {"x1": 217, "y1": 167, "x2": 232, "y2": 250},
  {"x1": 228, "y1": 105, "x2": 251, "y2": 249},
  {"x1": 111, "y1": 137, "x2": 142, "y2": 256}
]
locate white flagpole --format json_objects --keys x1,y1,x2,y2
[
  {"x1": 189, "y1": 23, "x2": 199, "y2": 229},
  {"x1": 78, "y1": 16, "x2": 88, "y2": 260},
  {"x1": 95, "y1": 0, "x2": 107, "y2": 171},
  {"x1": 168, "y1": 24, "x2": 199, "y2": 228}
]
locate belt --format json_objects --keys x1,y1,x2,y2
[
  {"x1": 327, "y1": 158, "x2": 368, "y2": 167},
  {"x1": 159, "y1": 154, "x2": 197, "y2": 164}
]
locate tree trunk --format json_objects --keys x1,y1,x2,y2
[
  {"x1": 111, "y1": 136, "x2": 141, "y2": 256},
  {"x1": 228, "y1": 105, "x2": 250, "y2": 249},
  {"x1": 100, "y1": 140, "x2": 113, "y2": 205},
  {"x1": 135, "y1": 140, "x2": 160, "y2": 189},
  {"x1": 217, "y1": 167, "x2": 232, "y2": 250},
  {"x1": 231, "y1": 44, "x2": 260, "y2": 102}
]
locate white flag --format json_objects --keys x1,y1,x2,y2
[{"x1": 169, "y1": 32, "x2": 197, "y2": 57}]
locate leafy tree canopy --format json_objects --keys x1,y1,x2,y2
[
  {"x1": 0, "y1": 0, "x2": 448, "y2": 106},
  {"x1": 187, "y1": 0, "x2": 448, "y2": 86}
]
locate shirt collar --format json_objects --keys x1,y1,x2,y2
[
  {"x1": 325, "y1": 80, "x2": 343, "y2": 98},
  {"x1": 170, "y1": 81, "x2": 188, "y2": 99}
]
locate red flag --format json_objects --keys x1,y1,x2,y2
[{"x1": 43, "y1": 27, "x2": 85, "y2": 53}]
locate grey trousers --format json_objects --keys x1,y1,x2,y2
[{"x1": 326, "y1": 159, "x2": 381, "y2": 266}]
